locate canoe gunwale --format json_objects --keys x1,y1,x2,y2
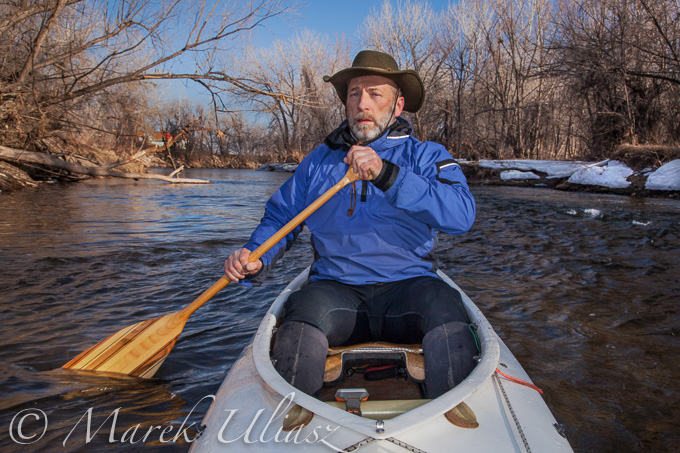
[{"x1": 251, "y1": 268, "x2": 501, "y2": 440}]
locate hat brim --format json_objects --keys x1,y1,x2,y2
[{"x1": 323, "y1": 67, "x2": 424, "y2": 113}]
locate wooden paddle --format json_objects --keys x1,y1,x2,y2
[{"x1": 63, "y1": 167, "x2": 360, "y2": 378}]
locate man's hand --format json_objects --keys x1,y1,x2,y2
[
  {"x1": 224, "y1": 248, "x2": 262, "y2": 282},
  {"x1": 344, "y1": 145, "x2": 383, "y2": 180}
]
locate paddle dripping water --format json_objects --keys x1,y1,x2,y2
[{"x1": 0, "y1": 169, "x2": 678, "y2": 451}]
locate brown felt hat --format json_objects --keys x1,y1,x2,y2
[{"x1": 323, "y1": 50, "x2": 424, "y2": 113}]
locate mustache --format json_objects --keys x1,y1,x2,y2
[{"x1": 352, "y1": 113, "x2": 376, "y2": 123}]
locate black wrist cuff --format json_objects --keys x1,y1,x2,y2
[{"x1": 372, "y1": 159, "x2": 400, "y2": 192}]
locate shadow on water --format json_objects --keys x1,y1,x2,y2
[{"x1": 0, "y1": 170, "x2": 678, "y2": 451}]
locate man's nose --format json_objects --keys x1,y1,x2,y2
[{"x1": 357, "y1": 91, "x2": 371, "y2": 110}]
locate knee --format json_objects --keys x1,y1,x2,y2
[
  {"x1": 422, "y1": 321, "x2": 479, "y2": 397},
  {"x1": 271, "y1": 321, "x2": 329, "y2": 396},
  {"x1": 420, "y1": 292, "x2": 470, "y2": 333},
  {"x1": 423, "y1": 321, "x2": 476, "y2": 352},
  {"x1": 273, "y1": 321, "x2": 329, "y2": 355},
  {"x1": 283, "y1": 287, "x2": 337, "y2": 330},
  {"x1": 282, "y1": 283, "x2": 362, "y2": 345},
  {"x1": 403, "y1": 277, "x2": 470, "y2": 332}
]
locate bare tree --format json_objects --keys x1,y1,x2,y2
[
  {"x1": 357, "y1": 0, "x2": 442, "y2": 140},
  {"x1": 556, "y1": 0, "x2": 680, "y2": 158},
  {"x1": 435, "y1": 0, "x2": 565, "y2": 160},
  {"x1": 0, "y1": 0, "x2": 294, "y2": 152},
  {"x1": 230, "y1": 30, "x2": 349, "y2": 160},
  {"x1": 435, "y1": 0, "x2": 492, "y2": 156},
  {"x1": 470, "y1": 0, "x2": 559, "y2": 158}
]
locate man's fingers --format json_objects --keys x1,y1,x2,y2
[
  {"x1": 224, "y1": 248, "x2": 263, "y2": 282},
  {"x1": 346, "y1": 145, "x2": 382, "y2": 180},
  {"x1": 224, "y1": 249, "x2": 250, "y2": 282},
  {"x1": 224, "y1": 259, "x2": 245, "y2": 282},
  {"x1": 361, "y1": 162, "x2": 376, "y2": 179},
  {"x1": 224, "y1": 267, "x2": 245, "y2": 282}
]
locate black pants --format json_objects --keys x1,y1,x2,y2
[{"x1": 272, "y1": 276, "x2": 478, "y2": 398}]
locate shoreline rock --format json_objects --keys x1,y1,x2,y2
[{"x1": 256, "y1": 163, "x2": 299, "y2": 172}]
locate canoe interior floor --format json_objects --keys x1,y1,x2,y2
[{"x1": 319, "y1": 370, "x2": 424, "y2": 402}]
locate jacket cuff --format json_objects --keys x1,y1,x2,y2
[{"x1": 372, "y1": 159, "x2": 400, "y2": 192}]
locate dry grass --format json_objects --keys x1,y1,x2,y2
[{"x1": 613, "y1": 144, "x2": 680, "y2": 171}]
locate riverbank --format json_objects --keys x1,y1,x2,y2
[
  {"x1": 2, "y1": 142, "x2": 678, "y2": 199},
  {"x1": 461, "y1": 159, "x2": 680, "y2": 198},
  {"x1": 258, "y1": 159, "x2": 680, "y2": 199}
]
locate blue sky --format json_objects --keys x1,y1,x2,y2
[
  {"x1": 161, "y1": 0, "x2": 453, "y2": 103},
  {"x1": 256, "y1": 0, "x2": 452, "y2": 48}
]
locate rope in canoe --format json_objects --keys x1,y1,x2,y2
[
  {"x1": 495, "y1": 368, "x2": 544, "y2": 394},
  {"x1": 337, "y1": 368, "x2": 542, "y2": 453}
]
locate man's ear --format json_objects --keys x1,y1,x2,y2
[{"x1": 394, "y1": 94, "x2": 405, "y2": 118}]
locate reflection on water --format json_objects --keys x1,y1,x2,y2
[{"x1": 0, "y1": 169, "x2": 678, "y2": 451}]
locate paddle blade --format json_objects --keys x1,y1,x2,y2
[{"x1": 62, "y1": 312, "x2": 186, "y2": 378}]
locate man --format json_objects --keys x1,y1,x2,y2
[{"x1": 225, "y1": 50, "x2": 477, "y2": 399}]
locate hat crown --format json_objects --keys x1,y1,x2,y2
[{"x1": 352, "y1": 50, "x2": 399, "y2": 72}]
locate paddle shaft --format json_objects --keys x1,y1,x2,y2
[{"x1": 179, "y1": 167, "x2": 360, "y2": 320}]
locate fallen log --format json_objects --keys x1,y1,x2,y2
[{"x1": 0, "y1": 145, "x2": 210, "y2": 185}]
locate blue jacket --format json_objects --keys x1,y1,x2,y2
[{"x1": 243, "y1": 118, "x2": 475, "y2": 285}]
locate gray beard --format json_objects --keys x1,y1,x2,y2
[{"x1": 348, "y1": 112, "x2": 393, "y2": 143}]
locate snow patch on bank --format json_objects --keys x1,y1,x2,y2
[
  {"x1": 567, "y1": 160, "x2": 633, "y2": 189},
  {"x1": 478, "y1": 158, "x2": 678, "y2": 191},
  {"x1": 501, "y1": 170, "x2": 541, "y2": 180},
  {"x1": 479, "y1": 160, "x2": 588, "y2": 178},
  {"x1": 645, "y1": 160, "x2": 680, "y2": 191}
]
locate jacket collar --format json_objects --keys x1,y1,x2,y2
[{"x1": 324, "y1": 116, "x2": 413, "y2": 152}]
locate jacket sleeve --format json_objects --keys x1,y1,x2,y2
[
  {"x1": 376, "y1": 143, "x2": 475, "y2": 235},
  {"x1": 240, "y1": 161, "x2": 310, "y2": 286}
]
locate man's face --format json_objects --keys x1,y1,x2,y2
[{"x1": 346, "y1": 75, "x2": 405, "y2": 143}]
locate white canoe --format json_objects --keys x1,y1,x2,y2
[{"x1": 191, "y1": 269, "x2": 573, "y2": 452}]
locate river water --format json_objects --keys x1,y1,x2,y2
[{"x1": 0, "y1": 168, "x2": 678, "y2": 452}]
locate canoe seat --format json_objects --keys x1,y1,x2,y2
[{"x1": 324, "y1": 342, "x2": 424, "y2": 384}]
